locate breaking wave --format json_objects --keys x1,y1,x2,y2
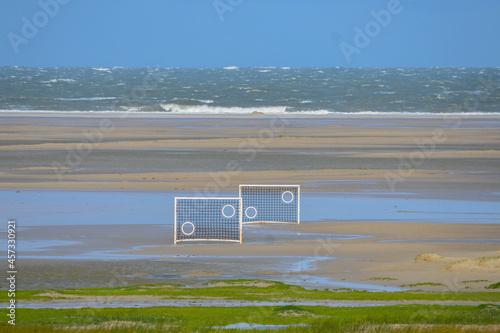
[{"x1": 158, "y1": 104, "x2": 330, "y2": 114}]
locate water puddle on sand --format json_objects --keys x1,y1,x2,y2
[
  {"x1": 0, "y1": 189, "x2": 175, "y2": 226},
  {"x1": 301, "y1": 192, "x2": 500, "y2": 223},
  {"x1": 286, "y1": 257, "x2": 405, "y2": 292},
  {"x1": 380, "y1": 239, "x2": 500, "y2": 244},
  {"x1": 1, "y1": 189, "x2": 498, "y2": 227}
]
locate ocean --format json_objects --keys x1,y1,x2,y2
[{"x1": 0, "y1": 66, "x2": 499, "y2": 115}]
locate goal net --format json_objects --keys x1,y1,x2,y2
[
  {"x1": 239, "y1": 185, "x2": 300, "y2": 224},
  {"x1": 174, "y1": 197, "x2": 242, "y2": 244}
]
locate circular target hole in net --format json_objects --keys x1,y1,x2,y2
[
  {"x1": 181, "y1": 222, "x2": 195, "y2": 236},
  {"x1": 245, "y1": 206, "x2": 258, "y2": 219},
  {"x1": 222, "y1": 204, "x2": 236, "y2": 218},
  {"x1": 282, "y1": 191, "x2": 294, "y2": 203}
]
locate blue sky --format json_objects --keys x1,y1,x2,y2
[{"x1": 1, "y1": 0, "x2": 499, "y2": 68}]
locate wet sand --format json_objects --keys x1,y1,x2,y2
[
  {"x1": 1, "y1": 113, "x2": 499, "y2": 194},
  {"x1": 12, "y1": 221, "x2": 499, "y2": 292},
  {"x1": 1, "y1": 113, "x2": 499, "y2": 295}
]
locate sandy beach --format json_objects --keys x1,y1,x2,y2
[{"x1": 1, "y1": 113, "x2": 499, "y2": 295}]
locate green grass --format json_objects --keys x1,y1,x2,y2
[
  {"x1": 461, "y1": 280, "x2": 490, "y2": 284},
  {"x1": 0, "y1": 305, "x2": 500, "y2": 332},
  {"x1": 485, "y1": 282, "x2": 500, "y2": 290},
  {"x1": 2, "y1": 304, "x2": 500, "y2": 333},
  {"x1": 4, "y1": 279, "x2": 500, "y2": 304},
  {"x1": 2, "y1": 280, "x2": 500, "y2": 332},
  {"x1": 368, "y1": 277, "x2": 398, "y2": 281},
  {"x1": 400, "y1": 283, "x2": 446, "y2": 288}
]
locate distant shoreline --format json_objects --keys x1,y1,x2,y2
[{"x1": 2, "y1": 111, "x2": 500, "y2": 119}]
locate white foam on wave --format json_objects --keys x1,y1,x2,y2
[
  {"x1": 1, "y1": 109, "x2": 500, "y2": 117},
  {"x1": 159, "y1": 104, "x2": 330, "y2": 115},
  {"x1": 42, "y1": 79, "x2": 76, "y2": 84},
  {"x1": 92, "y1": 67, "x2": 112, "y2": 72},
  {"x1": 56, "y1": 97, "x2": 117, "y2": 101}
]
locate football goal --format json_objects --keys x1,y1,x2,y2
[
  {"x1": 174, "y1": 197, "x2": 242, "y2": 244},
  {"x1": 239, "y1": 185, "x2": 300, "y2": 224}
]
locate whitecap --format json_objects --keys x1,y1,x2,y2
[
  {"x1": 159, "y1": 104, "x2": 330, "y2": 115},
  {"x1": 56, "y1": 97, "x2": 117, "y2": 101},
  {"x1": 92, "y1": 67, "x2": 111, "y2": 72},
  {"x1": 42, "y1": 79, "x2": 76, "y2": 84}
]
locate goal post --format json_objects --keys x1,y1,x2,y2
[
  {"x1": 174, "y1": 197, "x2": 242, "y2": 244},
  {"x1": 239, "y1": 185, "x2": 300, "y2": 224}
]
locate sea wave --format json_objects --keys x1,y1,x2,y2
[
  {"x1": 159, "y1": 104, "x2": 330, "y2": 114},
  {"x1": 171, "y1": 98, "x2": 214, "y2": 105},
  {"x1": 92, "y1": 67, "x2": 112, "y2": 72},
  {"x1": 1, "y1": 109, "x2": 500, "y2": 116},
  {"x1": 42, "y1": 79, "x2": 76, "y2": 84},
  {"x1": 56, "y1": 97, "x2": 117, "y2": 101}
]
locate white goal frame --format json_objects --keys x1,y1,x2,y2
[
  {"x1": 239, "y1": 185, "x2": 300, "y2": 224},
  {"x1": 174, "y1": 197, "x2": 243, "y2": 244}
]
